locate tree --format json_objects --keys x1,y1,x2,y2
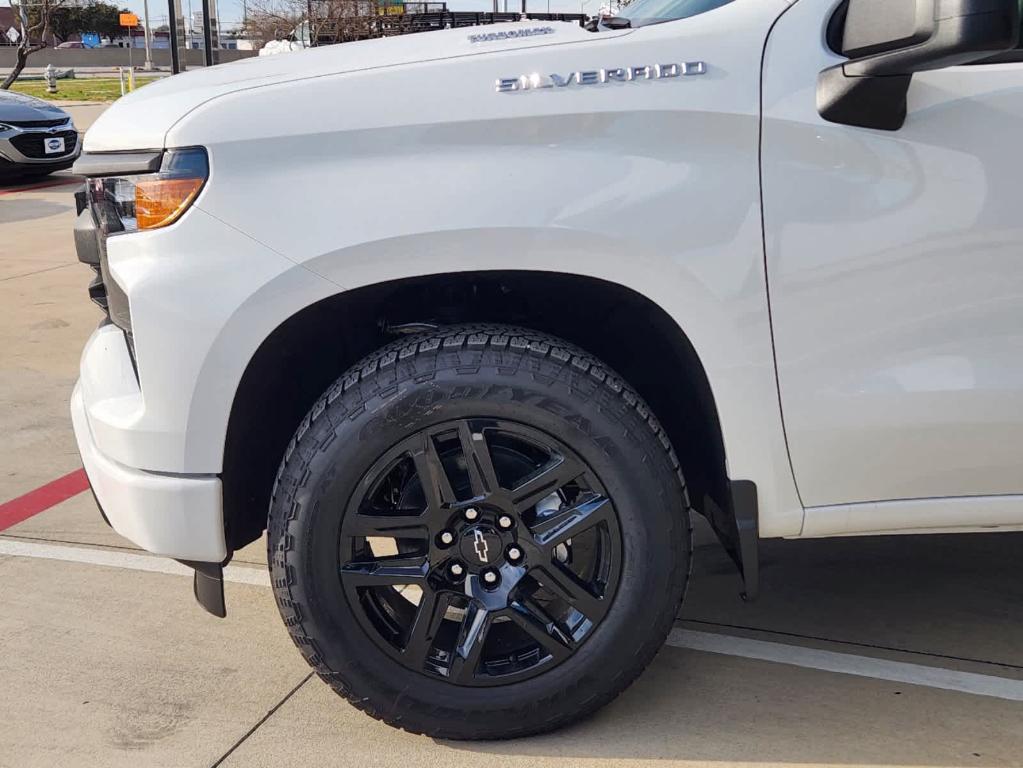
[
  {"x1": 317, "y1": 0, "x2": 380, "y2": 44},
  {"x1": 84, "y1": 2, "x2": 131, "y2": 38},
  {"x1": 241, "y1": 0, "x2": 382, "y2": 48},
  {"x1": 50, "y1": 2, "x2": 129, "y2": 41},
  {"x1": 240, "y1": 0, "x2": 306, "y2": 46},
  {"x1": 1, "y1": 0, "x2": 75, "y2": 90}
]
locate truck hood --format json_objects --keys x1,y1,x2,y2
[{"x1": 84, "y1": 21, "x2": 602, "y2": 152}]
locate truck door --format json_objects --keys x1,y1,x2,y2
[{"x1": 761, "y1": 0, "x2": 1023, "y2": 528}]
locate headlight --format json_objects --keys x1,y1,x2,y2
[
  {"x1": 0, "y1": 123, "x2": 13, "y2": 132},
  {"x1": 89, "y1": 147, "x2": 208, "y2": 234}
]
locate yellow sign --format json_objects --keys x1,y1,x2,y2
[{"x1": 119, "y1": 13, "x2": 139, "y2": 27}]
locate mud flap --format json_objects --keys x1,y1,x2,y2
[
  {"x1": 179, "y1": 560, "x2": 227, "y2": 618},
  {"x1": 702, "y1": 480, "x2": 759, "y2": 601}
]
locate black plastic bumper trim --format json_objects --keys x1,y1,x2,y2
[
  {"x1": 74, "y1": 207, "x2": 101, "y2": 266},
  {"x1": 72, "y1": 150, "x2": 163, "y2": 178}
]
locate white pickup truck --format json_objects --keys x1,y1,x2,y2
[{"x1": 71, "y1": 0, "x2": 1023, "y2": 740}]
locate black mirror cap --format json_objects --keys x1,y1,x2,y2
[
  {"x1": 818, "y1": 72, "x2": 913, "y2": 131},
  {"x1": 818, "y1": 0, "x2": 1021, "y2": 131}
]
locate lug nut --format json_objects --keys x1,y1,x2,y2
[
  {"x1": 481, "y1": 569, "x2": 499, "y2": 586},
  {"x1": 449, "y1": 562, "x2": 465, "y2": 578},
  {"x1": 497, "y1": 515, "x2": 514, "y2": 529},
  {"x1": 555, "y1": 543, "x2": 569, "y2": 563},
  {"x1": 464, "y1": 507, "x2": 480, "y2": 521},
  {"x1": 506, "y1": 546, "x2": 522, "y2": 562},
  {"x1": 439, "y1": 531, "x2": 455, "y2": 545}
]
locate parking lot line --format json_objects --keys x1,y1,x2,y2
[
  {"x1": 0, "y1": 469, "x2": 89, "y2": 532},
  {"x1": 0, "y1": 538, "x2": 269, "y2": 585},
  {"x1": 2, "y1": 536, "x2": 1021, "y2": 705},
  {"x1": 668, "y1": 628, "x2": 1023, "y2": 703},
  {"x1": 0, "y1": 178, "x2": 80, "y2": 196}
]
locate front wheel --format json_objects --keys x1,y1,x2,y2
[{"x1": 268, "y1": 325, "x2": 691, "y2": 739}]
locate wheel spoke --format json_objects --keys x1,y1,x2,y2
[
  {"x1": 506, "y1": 597, "x2": 574, "y2": 662},
  {"x1": 343, "y1": 513, "x2": 430, "y2": 539},
  {"x1": 411, "y1": 433, "x2": 458, "y2": 511},
  {"x1": 403, "y1": 588, "x2": 451, "y2": 668},
  {"x1": 340, "y1": 555, "x2": 430, "y2": 587},
  {"x1": 457, "y1": 422, "x2": 501, "y2": 497},
  {"x1": 511, "y1": 455, "x2": 585, "y2": 512},
  {"x1": 447, "y1": 600, "x2": 493, "y2": 684},
  {"x1": 530, "y1": 494, "x2": 613, "y2": 548},
  {"x1": 535, "y1": 563, "x2": 606, "y2": 622}
]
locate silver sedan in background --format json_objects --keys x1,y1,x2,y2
[{"x1": 0, "y1": 90, "x2": 80, "y2": 179}]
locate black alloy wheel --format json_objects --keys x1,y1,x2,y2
[{"x1": 339, "y1": 418, "x2": 622, "y2": 687}]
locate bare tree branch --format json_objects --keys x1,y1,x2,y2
[
  {"x1": 242, "y1": 0, "x2": 383, "y2": 47},
  {"x1": 2, "y1": 0, "x2": 75, "y2": 89}
]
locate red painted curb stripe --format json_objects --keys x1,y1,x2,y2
[
  {"x1": 0, "y1": 469, "x2": 90, "y2": 533},
  {"x1": 0, "y1": 178, "x2": 80, "y2": 196}
]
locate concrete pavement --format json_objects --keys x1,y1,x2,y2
[
  {"x1": 60, "y1": 102, "x2": 110, "y2": 132},
  {"x1": 1, "y1": 106, "x2": 1021, "y2": 768}
]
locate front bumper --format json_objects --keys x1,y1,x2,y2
[
  {"x1": 71, "y1": 371, "x2": 227, "y2": 563},
  {"x1": 0, "y1": 124, "x2": 81, "y2": 172}
]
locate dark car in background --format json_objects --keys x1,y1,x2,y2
[{"x1": 0, "y1": 91, "x2": 80, "y2": 179}]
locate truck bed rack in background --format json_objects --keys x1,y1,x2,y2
[{"x1": 311, "y1": 9, "x2": 587, "y2": 45}]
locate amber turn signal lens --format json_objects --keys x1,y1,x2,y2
[{"x1": 134, "y1": 177, "x2": 205, "y2": 230}]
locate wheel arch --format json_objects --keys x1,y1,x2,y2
[{"x1": 221, "y1": 270, "x2": 735, "y2": 560}]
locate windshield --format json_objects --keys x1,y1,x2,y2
[{"x1": 615, "y1": 0, "x2": 735, "y2": 28}]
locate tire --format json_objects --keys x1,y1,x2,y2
[{"x1": 268, "y1": 324, "x2": 692, "y2": 739}]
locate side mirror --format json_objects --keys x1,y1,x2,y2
[{"x1": 818, "y1": 0, "x2": 1021, "y2": 130}]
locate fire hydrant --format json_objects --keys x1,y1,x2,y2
[{"x1": 45, "y1": 64, "x2": 57, "y2": 94}]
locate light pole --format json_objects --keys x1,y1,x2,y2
[
  {"x1": 167, "y1": 0, "x2": 184, "y2": 73},
  {"x1": 212, "y1": 0, "x2": 221, "y2": 50},
  {"x1": 142, "y1": 0, "x2": 154, "y2": 70},
  {"x1": 201, "y1": 0, "x2": 213, "y2": 64}
]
